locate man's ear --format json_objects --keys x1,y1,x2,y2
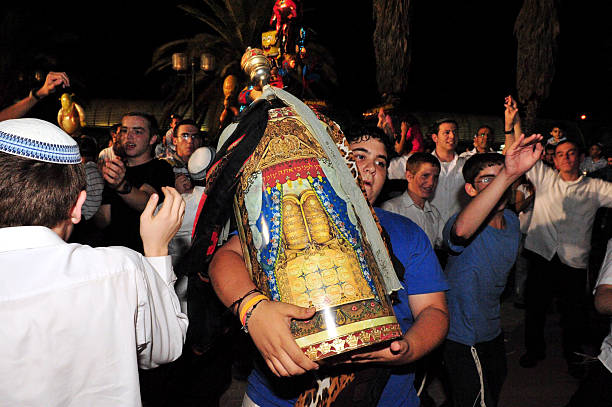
[
  {"x1": 405, "y1": 170, "x2": 414, "y2": 183},
  {"x1": 431, "y1": 133, "x2": 438, "y2": 144},
  {"x1": 70, "y1": 190, "x2": 87, "y2": 225},
  {"x1": 172, "y1": 136, "x2": 178, "y2": 147},
  {"x1": 149, "y1": 134, "x2": 158, "y2": 146},
  {"x1": 464, "y1": 182, "x2": 478, "y2": 197}
]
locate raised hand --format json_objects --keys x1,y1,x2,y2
[
  {"x1": 140, "y1": 186, "x2": 185, "y2": 257},
  {"x1": 504, "y1": 133, "x2": 543, "y2": 178},
  {"x1": 38, "y1": 72, "x2": 70, "y2": 98},
  {"x1": 504, "y1": 95, "x2": 519, "y2": 127}
]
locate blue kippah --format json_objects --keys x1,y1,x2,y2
[{"x1": 0, "y1": 118, "x2": 81, "y2": 164}]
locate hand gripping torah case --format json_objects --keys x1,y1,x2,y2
[{"x1": 233, "y1": 103, "x2": 402, "y2": 361}]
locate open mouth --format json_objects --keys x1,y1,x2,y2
[{"x1": 125, "y1": 143, "x2": 137, "y2": 150}]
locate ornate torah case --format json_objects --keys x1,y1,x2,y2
[{"x1": 234, "y1": 105, "x2": 402, "y2": 361}]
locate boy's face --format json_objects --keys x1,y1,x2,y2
[
  {"x1": 474, "y1": 127, "x2": 491, "y2": 150},
  {"x1": 406, "y1": 162, "x2": 440, "y2": 201},
  {"x1": 173, "y1": 124, "x2": 201, "y2": 161},
  {"x1": 432, "y1": 122, "x2": 458, "y2": 153},
  {"x1": 553, "y1": 142, "x2": 580, "y2": 174},
  {"x1": 550, "y1": 127, "x2": 564, "y2": 141},
  {"x1": 120, "y1": 115, "x2": 156, "y2": 159},
  {"x1": 349, "y1": 137, "x2": 388, "y2": 205},
  {"x1": 469, "y1": 163, "x2": 508, "y2": 211}
]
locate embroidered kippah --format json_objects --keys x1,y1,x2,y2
[{"x1": 0, "y1": 118, "x2": 81, "y2": 164}]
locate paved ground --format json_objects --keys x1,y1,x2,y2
[{"x1": 220, "y1": 296, "x2": 595, "y2": 407}]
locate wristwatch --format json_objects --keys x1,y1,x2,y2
[{"x1": 30, "y1": 89, "x2": 41, "y2": 101}]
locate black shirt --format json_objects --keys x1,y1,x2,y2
[{"x1": 102, "y1": 158, "x2": 174, "y2": 253}]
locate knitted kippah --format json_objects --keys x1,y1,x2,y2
[{"x1": 0, "y1": 118, "x2": 81, "y2": 164}]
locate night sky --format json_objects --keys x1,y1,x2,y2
[{"x1": 3, "y1": 0, "x2": 611, "y2": 124}]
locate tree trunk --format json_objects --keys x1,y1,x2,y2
[
  {"x1": 514, "y1": 0, "x2": 560, "y2": 133},
  {"x1": 372, "y1": 0, "x2": 412, "y2": 105}
]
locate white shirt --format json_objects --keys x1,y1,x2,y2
[
  {"x1": 387, "y1": 155, "x2": 409, "y2": 180},
  {"x1": 430, "y1": 150, "x2": 468, "y2": 227},
  {"x1": 458, "y1": 147, "x2": 495, "y2": 158},
  {"x1": 517, "y1": 183, "x2": 534, "y2": 234},
  {"x1": 525, "y1": 160, "x2": 612, "y2": 268},
  {"x1": 381, "y1": 191, "x2": 442, "y2": 247},
  {"x1": 0, "y1": 226, "x2": 188, "y2": 407},
  {"x1": 595, "y1": 239, "x2": 612, "y2": 373}
]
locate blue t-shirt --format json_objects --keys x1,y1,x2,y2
[
  {"x1": 246, "y1": 208, "x2": 448, "y2": 407},
  {"x1": 443, "y1": 209, "x2": 520, "y2": 346}
]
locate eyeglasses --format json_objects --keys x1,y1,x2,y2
[
  {"x1": 476, "y1": 176, "x2": 495, "y2": 184},
  {"x1": 178, "y1": 133, "x2": 200, "y2": 140}
]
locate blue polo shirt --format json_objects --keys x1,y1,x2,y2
[
  {"x1": 246, "y1": 208, "x2": 448, "y2": 407},
  {"x1": 443, "y1": 209, "x2": 520, "y2": 346}
]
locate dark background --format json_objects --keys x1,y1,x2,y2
[{"x1": 2, "y1": 1, "x2": 610, "y2": 123}]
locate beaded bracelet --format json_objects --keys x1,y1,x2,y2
[
  {"x1": 241, "y1": 297, "x2": 268, "y2": 333},
  {"x1": 239, "y1": 294, "x2": 269, "y2": 325},
  {"x1": 229, "y1": 288, "x2": 262, "y2": 315}
]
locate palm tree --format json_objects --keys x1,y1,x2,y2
[
  {"x1": 514, "y1": 0, "x2": 560, "y2": 133},
  {"x1": 372, "y1": 0, "x2": 412, "y2": 105},
  {"x1": 149, "y1": 0, "x2": 337, "y2": 141},
  {"x1": 148, "y1": 0, "x2": 276, "y2": 134}
]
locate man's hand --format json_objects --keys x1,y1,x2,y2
[
  {"x1": 174, "y1": 174, "x2": 193, "y2": 194},
  {"x1": 504, "y1": 133, "x2": 543, "y2": 178},
  {"x1": 102, "y1": 158, "x2": 127, "y2": 189},
  {"x1": 504, "y1": 95, "x2": 519, "y2": 127},
  {"x1": 37, "y1": 72, "x2": 70, "y2": 99},
  {"x1": 246, "y1": 300, "x2": 319, "y2": 377},
  {"x1": 140, "y1": 187, "x2": 185, "y2": 257}
]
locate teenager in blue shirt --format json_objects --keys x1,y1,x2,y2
[
  {"x1": 209, "y1": 126, "x2": 449, "y2": 406},
  {"x1": 442, "y1": 135, "x2": 543, "y2": 407}
]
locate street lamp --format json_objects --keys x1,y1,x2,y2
[{"x1": 172, "y1": 52, "x2": 215, "y2": 119}]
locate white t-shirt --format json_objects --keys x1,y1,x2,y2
[
  {"x1": 525, "y1": 160, "x2": 612, "y2": 268},
  {"x1": 0, "y1": 226, "x2": 188, "y2": 407}
]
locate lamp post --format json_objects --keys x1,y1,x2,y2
[{"x1": 172, "y1": 52, "x2": 215, "y2": 119}]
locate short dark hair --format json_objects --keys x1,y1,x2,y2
[
  {"x1": 475, "y1": 125, "x2": 494, "y2": 137},
  {"x1": 462, "y1": 152, "x2": 505, "y2": 186},
  {"x1": 0, "y1": 152, "x2": 86, "y2": 228},
  {"x1": 345, "y1": 125, "x2": 395, "y2": 162},
  {"x1": 406, "y1": 152, "x2": 440, "y2": 173},
  {"x1": 173, "y1": 119, "x2": 200, "y2": 138},
  {"x1": 429, "y1": 118, "x2": 458, "y2": 135},
  {"x1": 554, "y1": 139, "x2": 579, "y2": 153},
  {"x1": 123, "y1": 112, "x2": 159, "y2": 137}
]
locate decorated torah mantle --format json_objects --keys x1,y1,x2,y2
[{"x1": 221, "y1": 50, "x2": 404, "y2": 361}]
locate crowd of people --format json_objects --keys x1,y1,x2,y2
[{"x1": 1, "y1": 71, "x2": 612, "y2": 407}]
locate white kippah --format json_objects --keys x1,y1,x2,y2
[
  {"x1": 188, "y1": 146, "x2": 216, "y2": 180},
  {"x1": 0, "y1": 118, "x2": 81, "y2": 164}
]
